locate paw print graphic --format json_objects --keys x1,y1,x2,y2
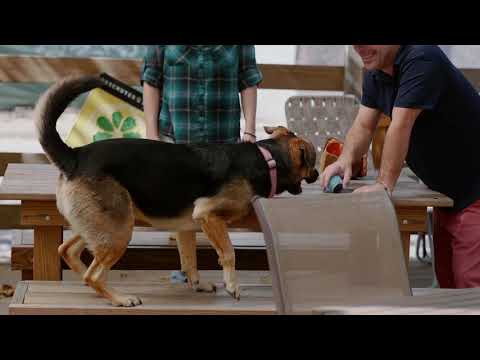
[{"x1": 93, "y1": 111, "x2": 141, "y2": 142}]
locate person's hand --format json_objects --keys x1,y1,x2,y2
[
  {"x1": 320, "y1": 157, "x2": 353, "y2": 190},
  {"x1": 354, "y1": 181, "x2": 393, "y2": 196},
  {"x1": 242, "y1": 131, "x2": 257, "y2": 143},
  {"x1": 353, "y1": 183, "x2": 386, "y2": 194}
]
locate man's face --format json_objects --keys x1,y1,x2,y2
[{"x1": 353, "y1": 45, "x2": 398, "y2": 71}]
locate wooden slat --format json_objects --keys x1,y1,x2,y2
[
  {"x1": 0, "y1": 204, "x2": 25, "y2": 229},
  {"x1": 11, "y1": 244, "x2": 270, "y2": 271},
  {"x1": 0, "y1": 153, "x2": 48, "y2": 176},
  {"x1": 0, "y1": 55, "x2": 143, "y2": 86},
  {"x1": 0, "y1": 55, "x2": 344, "y2": 91},
  {"x1": 9, "y1": 278, "x2": 276, "y2": 315},
  {"x1": 301, "y1": 181, "x2": 453, "y2": 208},
  {"x1": 258, "y1": 64, "x2": 344, "y2": 91},
  {"x1": 10, "y1": 281, "x2": 27, "y2": 305},
  {"x1": 395, "y1": 206, "x2": 427, "y2": 233}
]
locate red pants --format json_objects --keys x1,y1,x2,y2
[{"x1": 434, "y1": 199, "x2": 480, "y2": 288}]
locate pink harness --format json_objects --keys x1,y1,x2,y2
[{"x1": 257, "y1": 146, "x2": 277, "y2": 198}]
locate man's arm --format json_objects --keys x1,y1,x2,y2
[
  {"x1": 341, "y1": 105, "x2": 382, "y2": 164},
  {"x1": 321, "y1": 105, "x2": 381, "y2": 188},
  {"x1": 143, "y1": 83, "x2": 162, "y2": 141},
  {"x1": 375, "y1": 107, "x2": 422, "y2": 192}
]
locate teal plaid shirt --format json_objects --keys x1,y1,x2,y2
[{"x1": 141, "y1": 45, "x2": 263, "y2": 144}]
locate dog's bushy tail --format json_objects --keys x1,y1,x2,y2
[{"x1": 35, "y1": 75, "x2": 104, "y2": 177}]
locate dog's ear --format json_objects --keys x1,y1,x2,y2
[
  {"x1": 299, "y1": 141, "x2": 317, "y2": 169},
  {"x1": 264, "y1": 126, "x2": 294, "y2": 138}
]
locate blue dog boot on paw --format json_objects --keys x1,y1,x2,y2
[
  {"x1": 324, "y1": 175, "x2": 343, "y2": 193},
  {"x1": 170, "y1": 270, "x2": 188, "y2": 284}
]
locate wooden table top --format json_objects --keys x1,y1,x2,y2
[{"x1": 0, "y1": 163, "x2": 453, "y2": 208}]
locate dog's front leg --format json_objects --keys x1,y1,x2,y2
[
  {"x1": 176, "y1": 230, "x2": 216, "y2": 293},
  {"x1": 199, "y1": 214, "x2": 240, "y2": 300}
]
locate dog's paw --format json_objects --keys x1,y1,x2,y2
[
  {"x1": 111, "y1": 294, "x2": 142, "y2": 307},
  {"x1": 192, "y1": 280, "x2": 217, "y2": 293},
  {"x1": 225, "y1": 283, "x2": 241, "y2": 301}
]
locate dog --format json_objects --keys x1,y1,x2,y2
[{"x1": 35, "y1": 75, "x2": 319, "y2": 307}]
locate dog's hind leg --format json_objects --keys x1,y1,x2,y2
[
  {"x1": 58, "y1": 234, "x2": 87, "y2": 278},
  {"x1": 64, "y1": 176, "x2": 141, "y2": 307},
  {"x1": 198, "y1": 214, "x2": 239, "y2": 300},
  {"x1": 83, "y1": 233, "x2": 142, "y2": 307},
  {"x1": 176, "y1": 230, "x2": 216, "y2": 293}
]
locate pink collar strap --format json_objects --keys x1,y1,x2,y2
[{"x1": 258, "y1": 146, "x2": 277, "y2": 198}]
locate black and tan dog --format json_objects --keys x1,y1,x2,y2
[{"x1": 35, "y1": 75, "x2": 319, "y2": 307}]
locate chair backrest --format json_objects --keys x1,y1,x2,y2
[
  {"x1": 253, "y1": 191, "x2": 411, "y2": 315},
  {"x1": 285, "y1": 95, "x2": 376, "y2": 173},
  {"x1": 285, "y1": 95, "x2": 359, "y2": 159}
]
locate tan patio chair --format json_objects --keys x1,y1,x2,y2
[{"x1": 253, "y1": 191, "x2": 411, "y2": 315}]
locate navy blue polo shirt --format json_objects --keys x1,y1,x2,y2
[{"x1": 361, "y1": 45, "x2": 480, "y2": 212}]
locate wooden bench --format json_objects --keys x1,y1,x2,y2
[{"x1": 9, "y1": 271, "x2": 275, "y2": 315}]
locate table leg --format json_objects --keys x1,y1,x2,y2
[
  {"x1": 33, "y1": 226, "x2": 63, "y2": 281},
  {"x1": 401, "y1": 232, "x2": 411, "y2": 270}
]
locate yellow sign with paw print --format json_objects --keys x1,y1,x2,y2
[{"x1": 65, "y1": 85, "x2": 146, "y2": 148}]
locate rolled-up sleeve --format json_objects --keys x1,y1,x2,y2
[
  {"x1": 238, "y1": 45, "x2": 263, "y2": 91},
  {"x1": 141, "y1": 45, "x2": 165, "y2": 89}
]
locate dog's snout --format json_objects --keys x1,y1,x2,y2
[{"x1": 306, "y1": 169, "x2": 319, "y2": 184}]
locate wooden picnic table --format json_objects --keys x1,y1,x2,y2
[{"x1": 0, "y1": 163, "x2": 453, "y2": 281}]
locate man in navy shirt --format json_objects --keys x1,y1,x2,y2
[{"x1": 321, "y1": 45, "x2": 480, "y2": 289}]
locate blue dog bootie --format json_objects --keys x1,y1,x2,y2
[{"x1": 170, "y1": 270, "x2": 188, "y2": 284}]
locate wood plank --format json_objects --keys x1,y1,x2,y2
[
  {"x1": 0, "y1": 153, "x2": 48, "y2": 176},
  {"x1": 313, "y1": 287, "x2": 480, "y2": 315},
  {"x1": 396, "y1": 206, "x2": 427, "y2": 233},
  {"x1": 10, "y1": 281, "x2": 28, "y2": 305},
  {"x1": 0, "y1": 56, "x2": 143, "y2": 86},
  {"x1": 12, "y1": 243, "x2": 270, "y2": 271},
  {"x1": 0, "y1": 164, "x2": 454, "y2": 208},
  {"x1": 0, "y1": 204, "x2": 25, "y2": 229},
  {"x1": 18, "y1": 228, "x2": 265, "y2": 247},
  {"x1": 301, "y1": 181, "x2": 453, "y2": 208},
  {"x1": 9, "y1": 279, "x2": 276, "y2": 315},
  {"x1": 0, "y1": 55, "x2": 344, "y2": 91},
  {"x1": 258, "y1": 64, "x2": 344, "y2": 91},
  {"x1": 21, "y1": 201, "x2": 66, "y2": 226},
  {"x1": 33, "y1": 226, "x2": 63, "y2": 280}
]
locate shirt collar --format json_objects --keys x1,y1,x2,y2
[{"x1": 373, "y1": 45, "x2": 409, "y2": 83}]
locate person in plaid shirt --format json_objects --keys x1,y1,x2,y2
[
  {"x1": 141, "y1": 45, "x2": 263, "y2": 288},
  {"x1": 141, "y1": 45, "x2": 263, "y2": 144}
]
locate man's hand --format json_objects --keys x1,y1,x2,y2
[
  {"x1": 353, "y1": 182, "x2": 390, "y2": 195},
  {"x1": 320, "y1": 157, "x2": 353, "y2": 190}
]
